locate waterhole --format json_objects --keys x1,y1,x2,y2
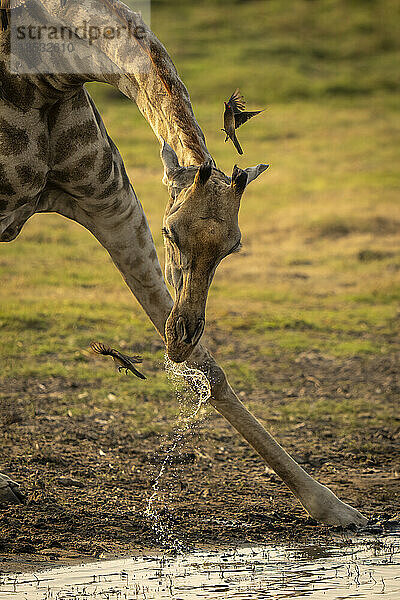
[{"x1": 1, "y1": 538, "x2": 399, "y2": 599}]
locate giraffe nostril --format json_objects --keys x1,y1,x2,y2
[
  {"x1": 175, "y1": 316, "x2": 205, "y2": 346},
  {"x1": 175, "y1": 316, "x2": 187, "y2": 343}
]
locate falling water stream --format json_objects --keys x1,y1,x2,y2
[{"x1": 143, "y1": 356, "x2": 211, "y2": 551}]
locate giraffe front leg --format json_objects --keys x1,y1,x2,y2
[
  {"x1": 81, "y1": 191, "x2": 174, "y2": 337},
  {"x1": 43, "y1": 183, "x2": 174, "y2": 338},
  {"x1": 188, "y1": 346, "x2": 368, "y2": 528},
  {"x1": 48, "y1": 188, "x2": 367, "y2": 528}
]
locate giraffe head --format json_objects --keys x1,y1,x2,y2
[{"x1": 161, "y1": 141, "x2": 269, "y2": 362}]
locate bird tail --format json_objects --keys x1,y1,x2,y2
[
  {"x1": 233, "y1": 133, "x2": 243, "y2": 155},
  {"x1": 131, "y1": 367, "x2": 147, "y2": 380}
]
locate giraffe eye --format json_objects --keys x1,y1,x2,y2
[{"x1": 162, "y1": 227, "x2": 181, "y2": 250}]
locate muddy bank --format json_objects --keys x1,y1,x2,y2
[{"x1": 0, "y1": 352, "x2": 399, "y2": 572}]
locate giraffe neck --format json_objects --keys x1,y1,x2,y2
[{"x1": 39, "y1": 0, "x2": 212, "y2": 166}]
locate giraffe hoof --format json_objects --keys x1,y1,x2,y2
[{"x1": 302, "y1": 483, "x2": 368, "y2": 527}]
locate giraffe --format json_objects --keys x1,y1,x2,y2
[{"x1": 0, "y1": 0, "x2": 368, "y2": 527}]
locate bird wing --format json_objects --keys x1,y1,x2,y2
[
  {"x1": 91, "y1": 342, "x2": 113, "y2": 356},
  {"x1": 234, "y1": 110, "x2": 263, "y2": 129},
  {"x1": 227, "y1": 88, "x2": 246, "y2": 113},
  {"x1": 90, "y1": 342, "x2": 146, "y2": 379}
]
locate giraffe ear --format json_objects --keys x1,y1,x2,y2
[
  {"x1": 244, "y1": 163, "x2": 269, "y2": 185},
  {"x1": 194, "y1": 161, "x2": 213, "y2": 187},
  {"x1": 231, "y1": 165, "x2": 248, "y2": 196},
  {"x1": 161, "y1": 139, "x2": 180, "y2": 182}
]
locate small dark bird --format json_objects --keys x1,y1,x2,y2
[
  {"x1": 90, "y1": 342, "x2": 146, "y2": 380},
  {"x1": 222, "y1": 89, "x2": 264, "y2": 155}
]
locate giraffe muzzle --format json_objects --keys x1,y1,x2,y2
[{"x1": 165, "y1": 312, "x2": 206, "y2": 362}]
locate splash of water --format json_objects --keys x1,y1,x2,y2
[
  {"x1": 164, "y1": 356, "x2": 211, "y2": 412},
  {"x1": 144, "y1": 356, "x2": 211, "y2": 551}
]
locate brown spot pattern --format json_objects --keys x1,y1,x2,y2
[
  {"x1": 52, "y1": 151, "x2": 97, "y2": 183},
  {"x1": 53, "y1": 120, "x2": 98, "y2": 165},
  {"x1": 0, "y1": 118, "x2": 29, "y2": 156},
  {"x1": 14, "y1": 196, "x2": 30, "y2": 209},
  {"x1": 74, "y1": 184, "x2": 96, "y2": 197},
  {"x1": 70, "y1": 90, "x2": 90, "y2": 111},
  {"x1": 98, "y1": 147, "x2": 114, "y2": 184},
  {"x1": 97, "y1": 179, "x2": 120, "y2": 200},
  {"x1": 15, "y1": 165, "x2": 34, "y2": 185},
  {"x1": 0, "y1": 164, "x2": 15, "y2": 196}
]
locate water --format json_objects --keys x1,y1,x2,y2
[
  {"x1": 143, "y1": 357, "x2": 211, "y2": 551},
  {"x1": 1, "y1": 538, "x2": 399, "y2": 599},
  {"x1": 163, "y1": 357, "x2": 211, "y2": 408}
]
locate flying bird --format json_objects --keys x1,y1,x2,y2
[
  {"x1": 90, "y1": 342, "x2": 146, "y2": 380},
  {"x1": 222, "y1": 89, "x2": 264, "y2": 155}
]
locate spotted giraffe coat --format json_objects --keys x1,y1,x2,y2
[{"x1": 0, "y1": 48, "x2": 133, "y2": 243}]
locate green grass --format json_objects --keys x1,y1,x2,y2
[
  {"x1": 279, "y1": 395, "x2": 397, "y2": 430},
  {"x1": 1, "y1": 0, "x2": 399, "y2": 432}
]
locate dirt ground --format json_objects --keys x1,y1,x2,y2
[{"x1": 0, "y1": 350, "x2": 399, "y2": 573}]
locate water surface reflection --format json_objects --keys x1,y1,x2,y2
[{"x1": 1, "y1": 537, "x2": 399, "y2": 599}]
